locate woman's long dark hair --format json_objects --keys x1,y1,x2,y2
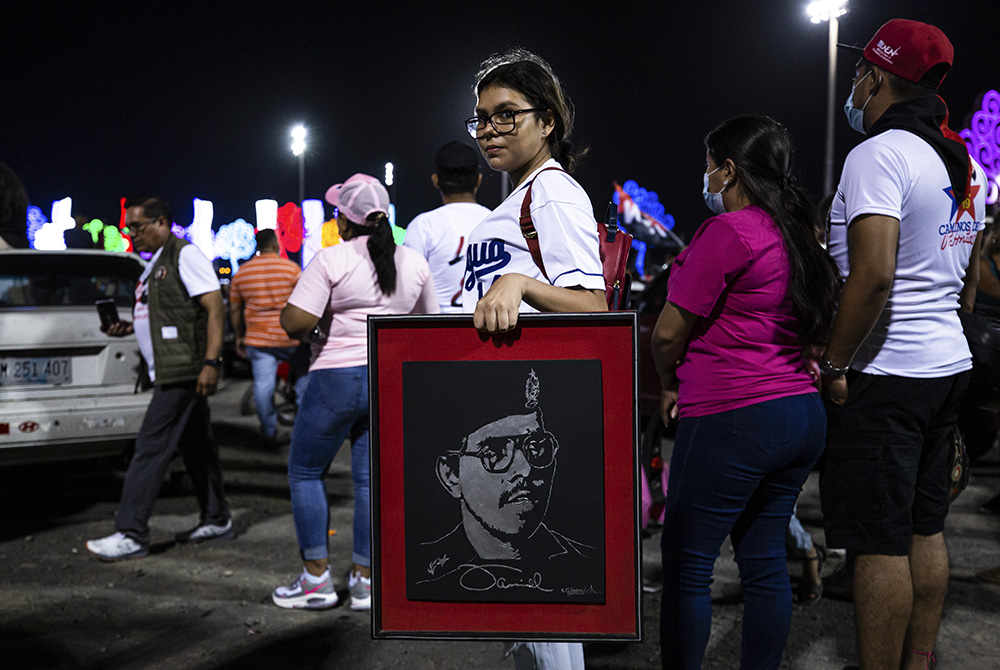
[
  {"x1": 345, "y1": 212, "x2": 397, "y2": 295},
  {"x1": 474, "y1": 48, "x2": 588, "y2": 173},
  {"x1": 705, "y1": 115, "x2": 841, "y2": 348}
]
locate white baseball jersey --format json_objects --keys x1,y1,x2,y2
[
  {"x1": 828, "y1": 129, "x2": 987, "y2": 377},
  {"x1": 404, "y1": 202, "x2": 491, "y2": 313},
  {"x1": 462, "y1": 159, "x2": 604, "y2": 312}
]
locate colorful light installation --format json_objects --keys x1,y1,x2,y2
[
  {"x1": 960, "y1": 89, "x2": 1000, "y2": 206},
  {"x1": 214, "y1": 218, "x2": 256, "y2": 273},
  {"x1": 613, "y1": 181, "x2": 675, "y2": 240},
  {"x1": 276, "y1": 202, "x2": 304, "y2": 259},
  {"x1": 32, "y1": 197, "x2": 76, "y2": 250},
  {"x1": 301, "y1": 199, "x2": 325, "y2": 268},
  {"x1": 255, "y1": 199, "x2": 278, "y2": 231}
]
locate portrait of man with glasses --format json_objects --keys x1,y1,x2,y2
[{"x1": 401, "y1": 360, "x2": 605, "y2": 604}]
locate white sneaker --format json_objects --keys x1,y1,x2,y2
[
  {"x1": 175, "y1": 518, "x2": 234, "y2": 544},
  {"x1": 348, "y1": 571, "x2": 371, "y2": 611},
  {"x1": 86, "y1": 532, "x2": 149, "y2": 561},
  {"x1": 272, "y1": 570, "x2": 339, "y2": 610}
]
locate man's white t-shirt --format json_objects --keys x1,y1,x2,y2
[
  {"x1": 828, "y1": 129, "x2": 987, "y2": 377},
  {"x1": 462, "y1": 159, "x2": 604, "y2": 311},
  {"x1": 403, "y1": 202, "x2": 491, "y2": 313},
  {"x1": 133, "y1": 244, "x2": 221, "y2": 382}
]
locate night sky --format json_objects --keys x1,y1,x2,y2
[{"x1": 2, "y1": 0, "x2": 995, "y2": 242}]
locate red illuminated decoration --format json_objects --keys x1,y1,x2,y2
[
  {"x1": 118, "y1": 197, "x2": 134, "y2": 253},
  {"x1": 276, "y1": 202, "x2": 304, "y2": 259}
]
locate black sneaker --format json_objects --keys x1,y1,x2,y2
[{"x1": 175, "y1": 519, "x2": 234, "y2": 544}]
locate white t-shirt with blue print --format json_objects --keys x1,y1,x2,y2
[{"x1": 462, "y1": 159, "x2": 604, "y2": 312}]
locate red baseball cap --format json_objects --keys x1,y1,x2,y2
[{"x1": 838, "y1": 19, "x2": 954, "y2": 89}]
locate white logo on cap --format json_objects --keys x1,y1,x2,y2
[{"x1": 874, "y1": 39, "x2": 900, "y2": 63}]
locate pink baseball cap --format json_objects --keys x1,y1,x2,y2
[
  {"x1": 324, "y1": 173, "x2": 390, "y2": 225},
  {"x1": 838, "y1": 19, "x2": 954, "y2": 89}
]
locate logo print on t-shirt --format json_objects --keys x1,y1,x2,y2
[
  {"x1": 464, "y1": 240, "x2": 512, "y2": 297},
  {"x1": 943, "y1": 184, "x2": 982, "y2": 223}
]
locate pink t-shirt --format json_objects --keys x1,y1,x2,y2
[
  {"x1": 288, "y1": 237, "x2": 439, "y2": 370},
  {"x1": 667, "y1": 205, "x2": 816, "y2": 417}
]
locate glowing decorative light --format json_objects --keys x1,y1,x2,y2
[
  {"x1": 26, "y1": 205, "x2": 47, "y2": 246},
  {"x1": 33, "y1": 197, "x2": 75, "y2": 250},
  {"x1": 255, "y1": 199, "x2": 278, "y2": 231},
  {"x1": 384, "y1": 162, "x2": 394, "y2": 187},
  {"x1": 276, "y1": 202, "x2": 304, "y2": 259},
  {"x1": 960, "y1": 89, "x2": 1000, "y2": 206},
  {"x1": 189, "y1": 198, "x2": 215, "y2": 259},
  {"x1": 291, "y1": 125, "x2": 307, "y2": 157},
  {"x1": 632, "y1": 239, "x2": 648, "y2": 278},
  {"x1": 301, "y1": 198, "x2": 325, "y2": 268},
  {"x1": 321, "y1": 217, "x2": 342, "y2": 249},
  {"x1": 214, "y1": 218, "x2": 256, "y2": 274},
  {"x1": 614, "y1": 180, "x2": 674, "y2": 239},
  {"x1": 806, "y1": 0, "x2": 847, "y2": 24},
  {"x1": 101, "y1": 223, "x2": 129, "y2": 253}
]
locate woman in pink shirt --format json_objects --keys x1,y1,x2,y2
[
  {"x1": 272, "y1": 174, "x2": 437, "y2": 612},
  {"x1": 652, "y1": 116, "x2": 839, "y2": 670}
]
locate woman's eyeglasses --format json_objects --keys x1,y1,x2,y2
[{"x1": 465, "y1": 108, "x2": 547, "y2": 139}]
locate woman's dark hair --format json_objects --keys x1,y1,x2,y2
[
  {"x1": 345, "y1": 212, "x2": 397, "y2": 295},
  {"x1": 474, "y1": 47, "x2": 588, "y2": 173},
  {"x1": 705, "y1": 115, "x2": 841, "y2": 347}
]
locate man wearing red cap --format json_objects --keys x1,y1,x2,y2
[{"x1": 819, "y1": 19, "x2": 988, "y2": 670}]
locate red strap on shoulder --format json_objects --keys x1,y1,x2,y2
[{"x1": 519, "y1": 167, "x2": 565, "y2": 281}]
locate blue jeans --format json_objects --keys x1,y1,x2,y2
[
  {"x1": 246, "y1": 345, "x2": 310, "y2": 438},
  {"x1": 287, "y1": 366, "x2": 370, "y2": 566},
  {"x1": 660, "y1": 393, "x2": 825, "y2": 670}
]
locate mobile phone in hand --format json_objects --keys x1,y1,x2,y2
[{"x1": 96, "y1": 299, "x2": 120, "y2": 331}]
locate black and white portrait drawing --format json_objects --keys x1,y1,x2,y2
[{"x1": 403, "y1": 359, "x2": 606, "y2": 604}]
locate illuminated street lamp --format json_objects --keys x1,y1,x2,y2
[
  {"x1": 807, "y1": 0, "x2": 848, "y2": 197},
  {"x1": 291, "y1": 124, "x2": 307, "y2": 204}
]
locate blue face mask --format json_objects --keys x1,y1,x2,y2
[
  {"x1": 844, "y1": 70, "x2": 876, "y2": 135},
  {"x1": 702, "y1": 166, "x2": 727, "y2": 215}
]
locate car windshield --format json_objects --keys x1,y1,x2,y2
[{"x1": 0, "y1": 253, "x2": 141, "y2": 308}]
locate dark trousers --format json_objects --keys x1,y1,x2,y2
[
  {"x1": 660, "y1": 393, "x2": 826, "y2": 670},
  {"x1": 115, "y1": 382, "x2": 230, "y2": 545}
]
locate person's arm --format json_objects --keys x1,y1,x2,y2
[
  {"x1": 281, "y1": 304, "x2": 321, "y2": 340},
  {"x1": 650, "y1": 301, "x2": 698, "y2": 426},
  {"x1": 473, "y1": 276, "x2": 605, "y2": 333},
  {"x1": 196, "y1": 290, "x2": 225, "y2": 396},
  {"x1": 822, "y1": 214, "x2": 899, "y2": 404},
  {"x1": 959, "y1": 233, "x2": 985, "y2": 311},
  {"x1": 230, "y1": 300, "x2": 247, "y2": 358}
]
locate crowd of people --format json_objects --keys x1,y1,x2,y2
[{"x1": 1, "y1": 13, "x2": 996, "y2": 670}]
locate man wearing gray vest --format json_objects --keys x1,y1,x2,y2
[{"x1": 87, "y1": 195, "x2": 232, "y2": 561}]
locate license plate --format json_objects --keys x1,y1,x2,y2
[{"x1": 0, "y1": 357, "x2": 72, "y2": 385}]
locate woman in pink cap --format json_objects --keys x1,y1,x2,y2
[{"x1": 272, "y1": 173, "x2": 437, "y2": 611}]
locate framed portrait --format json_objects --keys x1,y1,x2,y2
[{"x1": 368, "y1": 312, "x2": 640, "y2": 641}]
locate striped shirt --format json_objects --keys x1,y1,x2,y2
[{"x1": 230, "y1": 253, "x2": 301, "y2": 348}]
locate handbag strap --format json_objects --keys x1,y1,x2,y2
[{"x1": 519, "y1": 167, "x2": 567, "y2": 282}]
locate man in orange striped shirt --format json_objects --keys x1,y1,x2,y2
[{"x1": 230, "y1": 230, "x2": 309, "y2": 445}]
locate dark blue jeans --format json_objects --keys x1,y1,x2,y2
[{"x1": 660, "y1": 393, "x2": 825, "y2": 670}]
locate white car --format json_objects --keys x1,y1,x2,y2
[{"x1": 0, "y1": 249, "x2": 152, "y2": 464}]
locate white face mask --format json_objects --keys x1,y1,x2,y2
[
  {"x1": 702, "y1": 166, "x2": 727, "y2": 215},
  {"x1": 843, "y1": 70, "x2": 876, "y2": 135}
]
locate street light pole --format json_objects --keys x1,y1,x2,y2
[
  {"x1": 808, "y1": 0, "x2": 848, "y2": 197},
  {"x1": 291, "y1": 125, "x2": 307, "y2": 204},
  {"x1": 823, "y1": 16, "x2": 839, "y2": 197}
]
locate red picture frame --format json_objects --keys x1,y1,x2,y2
[{"x1": 368, "y1": 312, "x2": 640, "y2": 640}]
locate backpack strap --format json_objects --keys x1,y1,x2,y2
[{"x1": 519, "y1": 167, "x2": 566, "y2": 282}]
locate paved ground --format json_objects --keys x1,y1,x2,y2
[{"x1": 1, "y1": 378, "x2": 998, "y2": 669}]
